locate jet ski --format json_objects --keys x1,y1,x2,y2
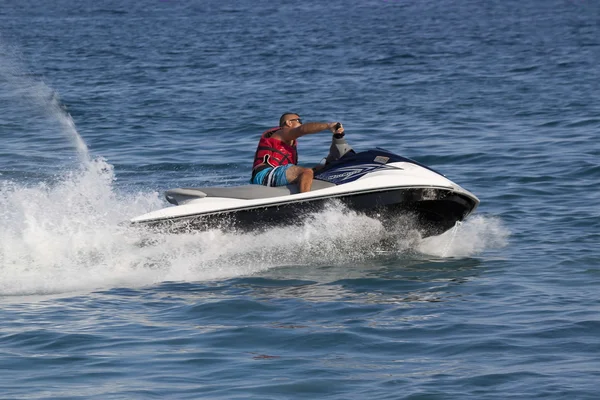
[{"x1": 130, "y1": 133, "x2": 479, "y2": 237}]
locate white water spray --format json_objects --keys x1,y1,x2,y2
[
  {"x1": 418, "y1": 215, "x2": 509, "y2": 258},
  {"x1": 1, "y1": 175, "x2": 510, "y2": 297},
  {"x1": 1, "y1": 38, "x2": 90, "y2": 165},
  {"x1": 48, "y1": 92, "x2": 91, "y2": 165}
]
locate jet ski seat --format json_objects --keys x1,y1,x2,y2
[{"x1": 165, "y1": 180, "x2": 336, "y2": 205}]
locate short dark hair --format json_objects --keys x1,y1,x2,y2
[{"x1": 279, "y1": 112, "x2": 299, "y2": 127}]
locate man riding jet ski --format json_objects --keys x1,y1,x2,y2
[{"x1": 251, "y1": 112, "x2": 344, "y2": 193}]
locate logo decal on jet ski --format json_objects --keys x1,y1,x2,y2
[
  {"x1": 374, "y1": 156, "x2": 389, "y2": 164},
  {"x1": 317, "y1": 163, "x2": 394, "y2": 184}
]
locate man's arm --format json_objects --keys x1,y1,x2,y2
[{"x1": 277, "y1": 122, "x2": 344, "y2": 141}]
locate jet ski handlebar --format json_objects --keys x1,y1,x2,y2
[
  {"x1": 333, "y1": 123, "x2": 344, "y2": 139},
  {"x1": 325, "y1": 124, "x2": 354, "y2": 163}
]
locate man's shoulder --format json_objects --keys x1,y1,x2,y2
[{"x1": 263, "y1": 127, "x2": 284, "y2": 139}]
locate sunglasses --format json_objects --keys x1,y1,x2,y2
[{"x1": 288, "y1": 118, "x2": 303, "y2": 124}]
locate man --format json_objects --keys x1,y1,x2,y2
[{"x1": 251, "y1": 113, "x2": 344, "y2": 193}]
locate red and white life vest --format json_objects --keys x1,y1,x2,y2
[{"x1": 252, "y1": 127, "x2": 298, "y2": 173}]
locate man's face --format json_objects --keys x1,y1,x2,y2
[{"x1": 285, "y1": 115, "x2": 302, "y2": 128}]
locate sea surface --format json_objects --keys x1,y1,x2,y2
[{"x1": 1, "y1": 0, "x2": 599, "y2": 398}]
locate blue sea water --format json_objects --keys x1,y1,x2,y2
[{"x1": 1, "y1": 0, "x2": 599, "y2": 398}]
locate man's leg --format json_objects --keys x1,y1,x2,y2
[{"x1": 285, "y1": 165, "x2": 314, "y2": 193}]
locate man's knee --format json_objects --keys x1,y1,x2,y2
[
  {"x1": 300, "y1": 168, "x2": 313, "y2": 179},
  {"x1": 286, "y1": 165, "x2": 312, "y2": 183}
]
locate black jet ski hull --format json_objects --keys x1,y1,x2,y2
[{"x1": 135, "y1": 187, "x2": 477, "y2": 238}]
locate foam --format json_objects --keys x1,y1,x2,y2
[{"x1": 418, "y1": 215, "x2": 510, "y2": 258}]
